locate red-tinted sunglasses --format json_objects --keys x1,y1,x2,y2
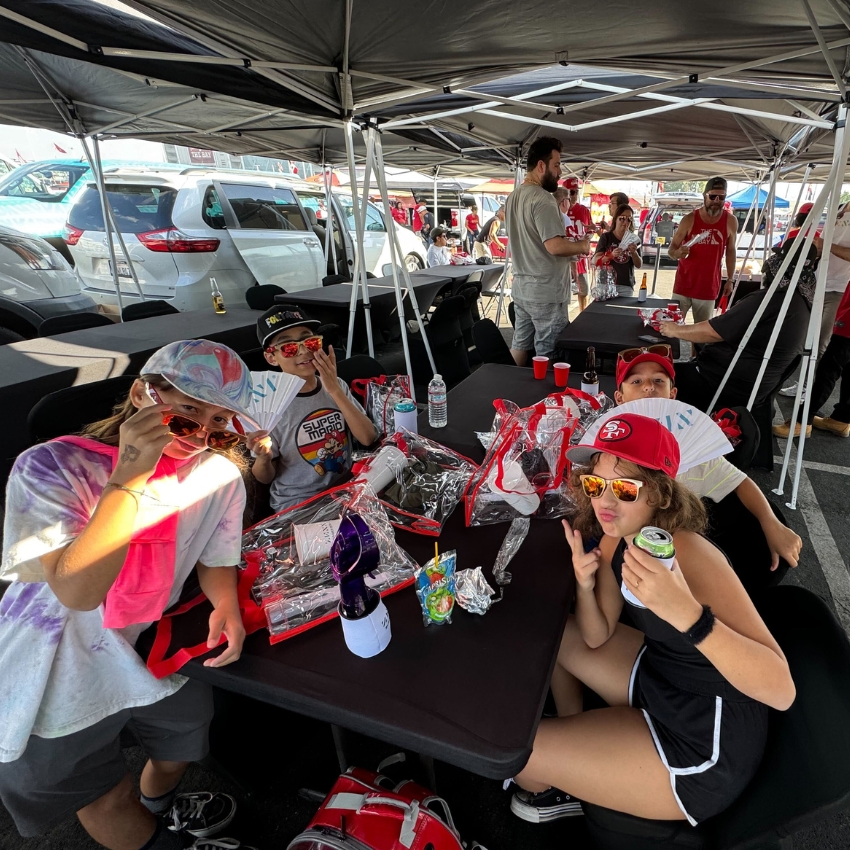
[
  {"x1": 146, "y1": 384, "x2": 245, "y2": 450},
  {"x1": 265, "y1": 335, "x2": 323, "y2": 358}
]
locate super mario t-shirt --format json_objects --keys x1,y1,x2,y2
[{"x1": 267, "y1": 377, "x2": 366, "y2": 512}]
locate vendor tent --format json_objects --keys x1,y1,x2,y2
[{"x1": 727, "y1": 185, "x2": 791, "y2": 209}]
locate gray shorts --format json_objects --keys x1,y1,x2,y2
[
  {"x1": 511, "y1": 299, "x2": 570, "y2": 359},
  {"x1": 0, "y1": 679, "x2": 213, "y2": 837}
]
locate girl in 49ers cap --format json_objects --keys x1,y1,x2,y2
[{"x1": 509, "y1": 413, "x2": 795, "y2": 828}]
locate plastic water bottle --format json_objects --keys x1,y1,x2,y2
[{"x1": 428, "y1": 374, "x2": 448, "y2": 428}]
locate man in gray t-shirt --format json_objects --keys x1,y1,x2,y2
[{"x1": 505, "y1": 137, "x2": 590, "y2": 364}]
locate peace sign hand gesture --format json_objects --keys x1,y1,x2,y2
[{"x1": 563, "y1": 519, "x2": 602, "y2": 592}]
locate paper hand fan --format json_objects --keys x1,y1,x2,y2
[
  {"x1": 618, "y1": 230, "x2": 641, "y2": 251},
  {"x1": 581, "y1": 398, "x2": 733, "y2": 473},
  {"x1": 684, "y1": 229, "x2": 711, "y2": 249},
  {"x1": 247, "y1": 371, "x2": 305, "y2": 432}
]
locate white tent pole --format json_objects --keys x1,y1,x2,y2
[
  {"x1": 729, "y1": 174, "x2": 775, "y2": 303},
  {"x1": 357, "y1": 132, "x2": 377, "y2": 355},
  {"x1": 495, "y1": 165, "x2": 523, "y2": 326},
  {"x1": 322, "y1": 165, "x2": 331, "y2": 271},
  {"x1": 87, "y1": 136, "x2": 125, "y2": 320},
  {"x1": 762, "y1": 165, "x2": 779, "y2": 264},
  {"x1": 778, "y1": 104, "x2": 850, "y2": 507},
  {"x1": 343, "y1": 121, "x2": 375, "y2": 358},
  {"x1": 369, "y1": 128, "x2": 425, "y2": 397},
  {"x1": 373, "y1": 130, "x2": 437, "y2": 378},
  {"x1": 800, "y1": 0, "x2": 848, "y2": 95},
  {"x1": 706, "y1": 173, "x2": 838, "y2": 413},
  {"x1": 86, "y1": 138, "x2": 146, "y2": 303},
  {"x1": 323, "y1": 165, "x2": 339, "y2": 275},
  {"x1": 433, "y1": 169, "x2": 439, "y2": 233},
  {"x1": 728, "y1": 179, "x2": 761, "y2": 302},
  {"x1": 782, "y1": 163, "x2": 814, "y2": 240}
]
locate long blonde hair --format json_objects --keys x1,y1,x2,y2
[{"x1": 569, "y1": 453, "x2": 706, "y2": 539}]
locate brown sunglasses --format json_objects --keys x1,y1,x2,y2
[{"x1": 146, "y1": 383, "x2": 245, "y2": 450}]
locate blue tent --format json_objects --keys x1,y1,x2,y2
[{"x1": 726, "y1": 185, "x2": 789, "y2": 210}]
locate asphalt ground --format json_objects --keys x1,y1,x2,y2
[{"x1": 3, "y1": 268, "x2": 850, "y2": 849}]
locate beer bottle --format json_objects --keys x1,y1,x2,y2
[
  {"x1": 638, "y1": 272, "x2": 648, "y2": 303},
  {"x1": 210, "y1": 277, "x2": 226, "y2": 314},
  {"x1": 581, "y1": 346, "x2": 599, "y2": 395}
]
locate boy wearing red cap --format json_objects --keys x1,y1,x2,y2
[{"x1": 615, "y1": 348, "x2": 801, "y2": 571}]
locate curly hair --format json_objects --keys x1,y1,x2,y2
[{"x1": 569, "y1": 453, "x2": 706, "y2": 539}]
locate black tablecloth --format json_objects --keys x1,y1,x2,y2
[
  {"x1": 417, "y1": 363, "x2": 616, "y2": 462},
  {"x1": 179, "y1": 363, "x2": 578, "y2": 778},
  {"x1": 413, "y1": 264, "x2": 504, "y2": 293},
  {"x1": 556, "y1": 296, "x2": 681, "y2": 361}
]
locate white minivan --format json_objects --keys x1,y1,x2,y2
[{"x1": 66, "y1": 170, "x2": 428, "y2": 312}]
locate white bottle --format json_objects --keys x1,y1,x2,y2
[{"x1": 428, "y1": 374, "x2": 448, "y2": 428}]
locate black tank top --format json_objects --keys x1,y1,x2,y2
[
  {"x1": 476, "y1": 216, "x2": 498, "y2": 243},
  {"x1": 611, "y1": 538, "x2": 753, "y2": 700}
]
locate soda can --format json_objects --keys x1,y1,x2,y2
[
  {"x1": 393, "y1": 397, "x2": 418, "y2": 434},
  {"x1": 622, "y1": 526, "x2": 676, "y2": 609}
]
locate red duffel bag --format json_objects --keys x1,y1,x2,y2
[{"x1": 287, "y1": 767, "x2": 467, "y2": 850}]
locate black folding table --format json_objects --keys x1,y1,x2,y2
[
  {"x1": 555, "y1": 296, "x2": 681, "y2": 370},
  {"x1": 177, "y1": 363, "x2": 577, "y2": 778}
]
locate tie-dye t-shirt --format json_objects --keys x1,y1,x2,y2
[{"x1": 0, "y1": 440, "x2": 246, "y2": 763}]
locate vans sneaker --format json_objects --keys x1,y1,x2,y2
[
  {"x1": 779, "y1": 383, "x2": 798, "y2": 397},
  {"x1": 168, "y1": 792, "x2": 237, "y2": 838},
  {"x1": 510, "y1": 786, "x2": 583, "y2": 823}
]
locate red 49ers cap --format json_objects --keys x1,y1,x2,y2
[
  {"x1": 566, "y1": 413, "x2": 680, "y2": 477},
  {"x1": 562, "y1": 177, "x2": 581, "y2": 190}
]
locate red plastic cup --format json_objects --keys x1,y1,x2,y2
[
  {"x1": 532, "y1": 356, "x2": 549, "y2": 379},
  {"x1": 553, "y1": 362, "x2": 570, "y2": 387}
]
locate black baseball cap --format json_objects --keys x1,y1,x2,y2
[
  {"x1": 704, "y1": 177, "x2": 727, "y2": 193},
  {"x1": 257, "y1": 304, "x2": 320, "y2": 349}
]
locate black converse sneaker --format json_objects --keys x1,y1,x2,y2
[
  {"x1": 510, "y1": 786, "x2": 583, "y2": 823},
  {"x1": 167, "y1": 791, "x2": 237, "y2": 838}
]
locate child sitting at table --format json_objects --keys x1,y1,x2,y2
[
  {"x1": 0, "y1": 339, "x2": 257, "y2": 850},
  {"x1": 614, "y1": 345, "x2": 801, "y2": 573},
  {"x1": 249, "y1": 304, "x2": 378, "y2": 513},
  {"x1": 509, "y1": 414, "x2": 795, "y2": 825}
]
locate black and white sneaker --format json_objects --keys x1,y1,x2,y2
[
  {"x1": 168, "y1": 791, "x2": 237, "y2": 838},
  {"x1": 187, "y1": 839, "x2": 258, "y2": 850},
  {"x1": 510, "y1": 787, "x2": 583, "y2": 823}
]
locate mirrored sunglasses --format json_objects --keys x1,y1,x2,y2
[
  {"x1": 145, "y1": 384, "x2": 245, "y2": 450},
  {"x1": 265, "y1": 335, "x2": 323, "y2": 358},
  {"x1": 707, "y1": 193, "x2": 726, "y2": 201},
  {"x1": 579, "y1": 474, "x2": 645, "y2": 502},
  {"x1": 617, "y1": 344, "x2": 673, "y2": 365}
]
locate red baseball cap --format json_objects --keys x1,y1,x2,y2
[
  {"x1": 566, "y1": 413, "x2": 680, "y2": 477},
  {"x1": 799, "y1": 202, "x2": 814, "y2": 215},
  {"x1": 563, "y1": 177, "x2": 581, "y2": 190},
  {"x1": 615, "y1": 351, "x2": 676, "y2": 388}
]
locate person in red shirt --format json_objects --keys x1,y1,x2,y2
[
  {"x1": 668, "y1": 177, "x2": 738, "y2": 324},
  {"x1": 391, "y1": 200, "x2": 407, "y2": 226},
  {"x1": 563, "y1": 177, "x2": 594, "y2": 311},
  {"x1": 464, "y1": 204, "x2": 481, "y2": 254},
  {"x1": 774, "y1": 281, "x2": 850, "y2": 438},
  {"x1": 778, "y1": 202, "x2": 821, "y2": 247}
]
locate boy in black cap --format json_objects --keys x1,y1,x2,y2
[{"x1": 249, "y1": 304, "x2": 377, "y2": 511}]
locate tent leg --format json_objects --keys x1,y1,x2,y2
[
  {"x1": 779, "y1": 105, "x2": 850, "y2": 508},
  {"x1": 651, "y1": 240, "x2": 661, "y2": 294},
  {"x1": 86, "y1": 136, "x2": 124, "y2": 320},
  {"x1": 324, "y1": 165, "x2": 339, "y2": 277},
  {"x1": 343, "y1": 121, "x2": 374, "y2": 358},
  {"x1": 495, "y1": 165, "x2": 523, "y2": 326},
  {"x1": 729, "y1": 178, "x2": 762, "y2": 304}
]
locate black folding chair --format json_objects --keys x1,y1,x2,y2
[
  {"x1": 245, "y1": 284, "x2": 286, "y2": 310},
  {"x1": 122, "y1": 300, "x2": 180, "y2": 321},
  {"x1": 27, "y1": 375, "x2": 137, "y2": 442},
  {"x1": 335, "y1": 355, "x2": 386, "y2": 389},
  {"x1": 472, "y1": 319, "x2": 516, "y2": 366},
  {"x1": 583, "y1": 586, "x2": 850, "y2": 850},
  {"x1": 38, "y1": 312, "x2": 114, "y2": 337},
  {"x1": 408, "y1": 295, "x2": 470, "y2": 386}
]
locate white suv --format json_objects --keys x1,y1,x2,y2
[{"x1": 66, "y1": 170, "x2": 428, "y2": 313}]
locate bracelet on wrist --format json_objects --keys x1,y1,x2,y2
[
  {"x1": 103, "y1": 482, "x2": 155, "y2": 502},
  {"x1": 681, "y1": 604, "x2": 715, "y2": 646}
]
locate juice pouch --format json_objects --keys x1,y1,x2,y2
[{"x1": 414, "y1": 550, "x2": 457, "y2": 626}]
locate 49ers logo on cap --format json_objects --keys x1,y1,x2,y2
[{"x1": 599, "y1": 418, "x2": 632, "y2": 442}]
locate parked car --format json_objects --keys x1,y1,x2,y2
[
  {"x1": 637, "y1": 192, "x2": 703, "y2": 264},
  {"x1": 0, "y1": 159, "x2": 184, "y2": 262},
  {"x1": 0, "y1": 224, "x2": 98, "y2": 343},
  {"x1": 66, "y1": 170, "x2": 428, "y2": 313}
]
